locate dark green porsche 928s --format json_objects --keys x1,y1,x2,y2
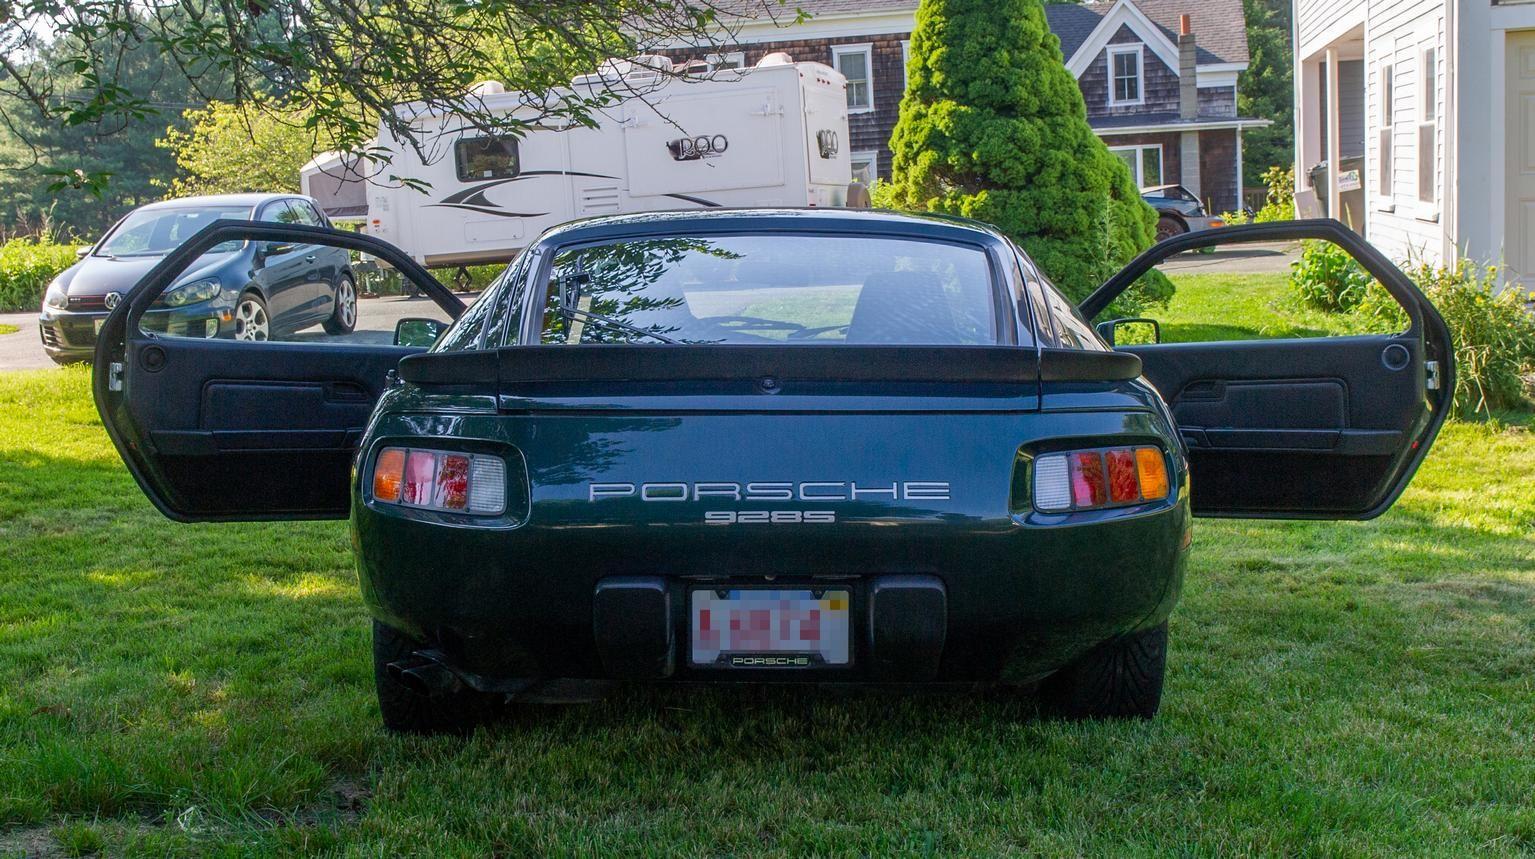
[{"x1": 92, "y1": 209, "x2": 1454, "y2": 733}]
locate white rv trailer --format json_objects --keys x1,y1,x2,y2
[{"x1": 301, "y1": 53, "x2": 854, "y2": 268}]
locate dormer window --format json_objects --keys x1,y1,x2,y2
[{"x1": 1107, "y1": 45, "x2": 1144, "y2": 106}]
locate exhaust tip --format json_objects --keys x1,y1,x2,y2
[{"x1": 390, "y1": 660, "x2": 462, "y2": 698}]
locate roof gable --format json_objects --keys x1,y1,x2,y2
[{"x1": 701, "y1": 0, "x2": 1249, "y2": 67}]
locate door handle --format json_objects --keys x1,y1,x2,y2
[{"x1": 304, "y1": 254, "x2": 317, "y2": 263}]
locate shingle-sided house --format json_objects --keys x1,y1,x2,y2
[{"x1": 659, "y1": 0, "x2": 1268, "y2": 213}]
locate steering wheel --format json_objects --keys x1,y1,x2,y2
[
  {"x1": 700, "y1": 315, "x2": 805, "y2": 333},
  {"x1": 788, "y1": 324, "x2": 849, "y2": 341}
]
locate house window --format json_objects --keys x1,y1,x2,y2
[
  {"x1": 832, "y1": 44, "x2": 874, "y2": 112},
  {"x1": 1108, "y1": 144, "x2": 1162, "y2": 188},
  {"x1": 1378, "y1": 62, "x2": 1395, "y2": 203},
  {"x1": 1107, "y1": 45, "x2": 1144, "y2": 106},
  {"x1": 455, "y1": 137, "x2": 518, "y2": 182},
  {"x1": 1381, "y1": 62, "x2": 1394, "y2": 126},
  {"x1": 1419, "y1": 46, "x2": 1437, "y2": 205},
  {"x1": 851, "y1": 151, "x2": 878, "y2": 186},
  {"x1": 706, "y1": 51, "x2": 745, "y2": 71}
]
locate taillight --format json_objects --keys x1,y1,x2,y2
[
  {"x1": 371, "y1": 446, "x2": 506, "y2": 515},
  {"x1": 1033, "y1": 446, "x2": 1169, "y2": 513}
]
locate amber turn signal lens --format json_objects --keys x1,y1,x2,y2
[
  {"x1": 1136, "y1": 447, "x2": 1169, "y2": 500},
  {"x1": 373, "y1": 447, "x2": 405, "y2": 502}
]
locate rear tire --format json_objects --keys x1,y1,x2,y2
[
  {"x1": 1155, "y1": 216, "x2": 1186, "y2": 244},
  {"x1": 1039, "y1": 623, "x2": 1167, "y2": 720},
  {"x1": 322, "y1": 275, "x2": 357, "y2": 335},
  {"x1": 372, "y1": 620, "x2": 498, "y2": 735}
]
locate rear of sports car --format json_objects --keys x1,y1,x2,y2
[{"x1": 347, "y1": 215, "x2": 1192, "y2": 732}]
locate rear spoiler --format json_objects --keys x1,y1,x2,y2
[{"x1": 397, "y1": 345, "x2": 1140, "y2": 388}]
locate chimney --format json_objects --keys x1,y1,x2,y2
[{"x1": 1178, "y1": 15, "x2": 1198, "y2": 121}]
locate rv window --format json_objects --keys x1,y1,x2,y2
[{"x1": 455, "y1": 137, "x2": 519, "y2": 182}]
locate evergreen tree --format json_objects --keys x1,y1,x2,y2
[
  {"x1": 880, "y1": 0, "x2": 1168, "y2": 307},
  {"x1": 1238, "y1": 0, "x2": 1294, "y2": 183}
]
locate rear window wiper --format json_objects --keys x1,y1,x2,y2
[{"x1": 557, "y1": 274, "x2": 679, "y2": 345}]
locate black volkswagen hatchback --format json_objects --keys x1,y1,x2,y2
[{"x1": 39, "y1": 193, "x2": 356, "y2": 363}]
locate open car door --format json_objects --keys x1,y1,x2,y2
[
  {"x1": 93, "y1": 222, "x2": 466, "y2": 521},
  {"x1": 1080, "y1": 220, "x2": 1455, "y2": 519}
]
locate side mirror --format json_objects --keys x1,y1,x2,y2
[
  {"x1": 254, "y1": 241, "x2": 294, "y2": 267},
  {"x1": 394, "y1": 317, "x2": 448, "y2": 347},
  {"x1": 1095, "y1": 317, "x2": 1161, "y2": 347},
  {"x1": 76, "y1": 246, "x2": 92, "y2": 259}
]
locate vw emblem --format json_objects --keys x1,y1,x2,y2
[{"x1": 103, "y1": 292, "x2": 122, "y2": 310}]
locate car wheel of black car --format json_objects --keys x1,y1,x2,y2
[
  {"x1": 1039, "y1": 623, "x2": 1167, "y2": 720},
  {"x1": 233, "y1": 291, "x2": 270, "y2": 342},
  {"x1": 372, "y1": 620, "x2": 499, "y2": 735},
  {"x1": 1155, "y1": 216, "x2": 1186, "y2": 244},
  {"x1": 322, "y1": 275, "x2": 358, "y2": 336}
]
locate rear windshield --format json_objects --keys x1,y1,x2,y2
[{"x1": 540, "y1": 233, "x2": 999, "y2": 345}]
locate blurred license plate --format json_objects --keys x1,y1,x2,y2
[{"x1": 690, "y1": 588, "x2": 850, "y2": 667}]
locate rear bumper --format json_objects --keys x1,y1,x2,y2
[{"x1": 355, "y1": 501, "x2": 1190, "y2": 688}]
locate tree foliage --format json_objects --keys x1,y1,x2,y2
[
  {"x1": 0, "y1": 0, "x2": 773, "y2": 200},
  {"x1": 158, "y1": 102, "x2": 316, "y2": 196},
  {"x1": 878, "y1": 0, "x2": 1167, "y2": 307},
  {"x1": 0, "y1": 24, "x2": 218, "y2": 237},
  {"x1": 1237, "y1": 0, "x2": 1292, "y2": 181}
]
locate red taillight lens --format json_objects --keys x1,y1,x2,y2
[
  {"x1": 373, "y1": 447, "x2": 506, "y2": 515},
  {"x1": 402, "y1": 449, "x2": 437, "y2": 506},
  {"x1": 1105, "y1": 449, "x2": 1140, "y2": 503},
  {"x1": 435, "y1": 454, "x2": 470, "y2": 510},
  {"x1": 1069, "y1": 452, "x2": 1106, "y2": 508},
  {"x1": 1035, "y1": 445, "x2": 1169, "y2": 513}
]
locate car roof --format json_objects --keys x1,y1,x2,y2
[
  {"x1": 534, "y1": 208, "x2": 1013, "y2": 248},
  {"x1": 134, "y1": 193, "x2": 306, "y2": 211}
]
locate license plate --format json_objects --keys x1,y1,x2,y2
[
  {"x1": 690, "y1": 588, "x2": 851, "y2": 667},
  {"x1": 93, "y1": 318, "x2": 104, "y2": 335}
]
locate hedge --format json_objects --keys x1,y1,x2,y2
[{"x1": 0, "y1": 239, "x2": 78, "y2": 312}]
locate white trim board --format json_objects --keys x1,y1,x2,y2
[
  {"x1": 1095, "y1": 118, "x2": 1273, "y2": 135},
  {"x1": 1065, "y1": 0, "x2": 1180, "y2": 78}
]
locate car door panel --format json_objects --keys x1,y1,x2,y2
[
  {"x1": 1081, "y1": 220, "x2": 1454, "y2": 520},
  {"x1": 94, "y1": 221, "x2": 464, "y2": 521}
]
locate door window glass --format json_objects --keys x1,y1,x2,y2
[
  {"x1": 134, "y1": 231, "x2": 454, "y2": 346},
  {"x1": 1093, "y1": 237, "x2": 1406, "y2": 345}
]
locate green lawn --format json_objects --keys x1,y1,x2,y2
[
  {"x1": 1142, "y1": 271, "x2": 1390, "y2": 344},
  {"x1": 1, "y1": 368, "x2": 1533, "y2": 856}
]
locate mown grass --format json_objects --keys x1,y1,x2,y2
[
  {"x1": 1, "y1": 365, "x2": 1533, "y2": 856},
  {"x1": 1145, "y1": 271, "x2": 1386, "y2": 343}
]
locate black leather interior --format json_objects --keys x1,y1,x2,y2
[
  {"x1": 122, "y1": 337, "x2": 418, "y2": 517},
  {"x1": 1123, "y1": 334, "x2": 1428, "y2": 516},
  {"x1": 847, "y1": 272, "x2": 955, "y2": 344}
]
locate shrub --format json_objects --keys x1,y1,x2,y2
[
  {"x1": 1289, "y1": 240, "x2": 1374, "y2": 312},
  {"x1": 1253, "y1": 166, "x2": 1294, "y2": 223},
  {"x1": 1392, "y1": 260, "x2": 1535, "y2": 418},
  {"x1": 877, "y1": 0, "x2": 1165, "y2": 311},
  {"x1": 0, "y1": 238, "x2": 79, "y2": 312}
]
